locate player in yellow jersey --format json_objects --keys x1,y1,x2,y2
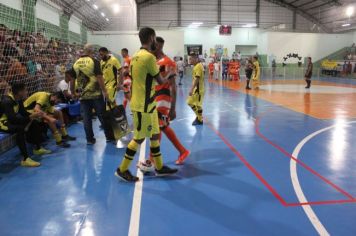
[
  {"x1": 187, "y1": 53, "x2": 205, "y2": 125},
  {"x1": 24, "y1": 91, "x2": 76, "y2": 148},
  {"x1": 69, "y1": 44, "x2": 114, "y2": 144},
  {"x1": 115, "y1": 27, "x2": 178, "y2": 182},
  {"x1": 252, "y1": 55, "x2": 261, "y2": 89},
  {"x1": 99, "y1": 47, "x2": 122, "y2": 109}
]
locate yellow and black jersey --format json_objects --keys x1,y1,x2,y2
[
  {"x1": 71, "y1": 55, "x2": 103, "y2": 100},
  {"x1": 252, "y1": 61, "x2": 260, "y2": 81},
  {"x1": 24, "y1": 92, "x2": 54, "y2": 114},
  {"x1": 100, "y1": 56, "x2": 121, "y2": 89},
  {"x1": 0, "y1": 93, "x2": 30, "y2": 130},
  {"x1": 130, "y1": 48, "x2": 160, "y2": 113},
  {"x1": 192, "y1": 63, "x2": 205, "y2": 95}
]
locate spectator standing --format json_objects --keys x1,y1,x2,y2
[
  {"x1": 245, "y1": 59, "x2": 253, "y2": 90},
  {"x1": 69, "y1": 44, "x2": 114, "y2": 144},
  {"x1": 304, "y1": 57, "x2": 313, "y2": 89},
  {"x1": 272, "y1": 59, "x2": 277, "y2": 78},
  {"x1": 237, "y1": 51, "x2": 242, "y2": 61},
  {"x1": 176, "y1": 57, "x2": 184, "y2": 85},
  {"x1": 214, "y1": 60, "x2": 220, "y2": 80}
]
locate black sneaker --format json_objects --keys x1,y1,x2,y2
[
  {"x1": 62, "y1": 135, "x2": 76, "y2": 141},
  {"x1": 246, "y1": 87, "x2": 252, "y2": 90},
  {"x1": 56, "y1": 141, "x2": 70, "y2": 148},
  {"x1": 106, "y1": 139, "x2": 116, "y2": 143},
  {"x1": 87, "y1": 138, "x2": 96, "y2": 145},
  {"x1": 155, "y1": 165, "x2": 178, "y2": 177},
  {"x1": 115, "y1": 168, "x2": 139, "y2": 182},
  {"x1": 192, "y1": 119, "x2": 204, "y2": 126}
]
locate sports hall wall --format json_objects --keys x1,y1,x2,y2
[
  {"x1": 88, "y1": 28, "x2": 355, "y2": 64},
  {"x1": 0, "y1": 0, "x2": 88, "y2": 44}
]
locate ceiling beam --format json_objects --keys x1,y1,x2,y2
[
  {"x1": 218, "y1": 0, "x2": 222, "y2": 25},
  {"x1": 178, "y1": 0, "x2": 181, "y2": 27},
  {"x1": 256, "y1": 0, "x2": 260, "y2": 28},
  {"x1": 264, "y1": 0, "x2": 331, "y2": 33}
]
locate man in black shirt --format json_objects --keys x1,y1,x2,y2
[
  {"x1": 305, "y1": 57, "x2": 313, "y2": 89},
  {"x1": 0, "y1": 83, "x2": 51, "y2": 167}
]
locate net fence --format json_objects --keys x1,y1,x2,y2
[{"x1": 0, "y1": 0, "x2": 107, "y2": 97}]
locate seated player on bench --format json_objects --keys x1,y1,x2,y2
[
  {"x1": 0, "y1": 83, "x2": 51, "y2": 167},
  {"x1": 24, "y1": 91, "x2": 76, "y2": 148}
]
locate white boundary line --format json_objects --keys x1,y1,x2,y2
[
  {"x1": 291, "y1": 121, "x2": 356, "y2": 236},
  {"x1": 128, "y1": 139, "x2": 146, "y2": 236}
]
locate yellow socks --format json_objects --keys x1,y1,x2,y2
[
  {"x1": 61, "y1": 126, "x2": 68, "y2": 136},
  {"x1": 150, "y1": 139, "x2": 163, "y2": 170},
  {"x1": 120, "y1": 140, "x2": 139, "y2": 172},
  {"x1": 190, "y1": 105, "x2": 203, "y2": 122},
  {"x1": 54, "y1": 131, "x2": 62, "y2": 143},
  {"x1": 197, "y1": 107, "x2": 203, "y2": 122}
]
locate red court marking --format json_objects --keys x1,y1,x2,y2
[
  {"x1": 205, "y1": 118, "x2": 356, "y2": 207},
  {"x1": 205, "y1": 118, "x2": 288, "y2": 207},
  {"x1": 255, "y1": 117, "x2": 355, "y2": 200},
  {"x1": 287, "y1": 199, "x2": 356, "y2": 207}
]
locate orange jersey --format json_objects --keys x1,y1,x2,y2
[
  {"x1": 155, "y1": 55, "x2": 176, "y2": 117},
  {"x1": 229, "y1": 62, "x2": 240, "y2": 74},
  {"x1": 123, "y1": 56, "x2": 131, "y2": 68},
  {"x1": 208, "y1": 63, "x2": 214, "y2": 73}
]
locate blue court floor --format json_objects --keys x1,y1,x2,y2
[{"x1": 0, "y1": 76, "x2": 355, "y2": 236}]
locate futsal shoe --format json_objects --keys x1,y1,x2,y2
[
  {"x1": 192, "y1": 119, "x2": 203, "y2": 126},
  {"x1": 115, "y1": 169, "x2": 139, "y2": 182},
  {"x1": 137, "y1": 160, "x2": 155, "y2": 173},
  {"x1": 87, "y1": 138, "x2": 96, "y2": 145},
  {"x1": 62, "y1": 135, "x2": 76, "y2": 141},
  {"x1": 246, "y1": 87, "x2": 251, "y2": 90},
  {"x1": 175, "y1": 150, "x2": 191, "y2": 165},
  {"x1": 21, "y1": 157, "x2": 41, "y2": 167},
  {"x1": 56, "y1": 141, "x2": 70, "y2": 148},
  {"x1": 155, "y1": 165, "x2": 178, "y2": 176},
  {"x1": 33, "y1": 147, "x2": 52, "y2": 155}
]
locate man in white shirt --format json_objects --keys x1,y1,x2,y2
[
  {"x1": 214, "y1": 60, "x2": 220, "y2": 80},
  {"x1": 57, "y1": 71, "x2": 73, "y2": 102},
  {"x1": 237, "y1": 51, "x2": 242, "y2": 61},
  {"x1": 176, "y1": 57, "x2": 184, "y2": 85}
]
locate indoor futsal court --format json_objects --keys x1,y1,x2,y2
[{"x1": 0, "y1": 0, "x2": 356, "y2": 236}]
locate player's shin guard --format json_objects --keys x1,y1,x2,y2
[
  {"x1": 150, "y1": 140, "x2": 163, "y2": 170},
  {"x1": 162, "y1": 126, "x2": 186, "y2": 154},
  {"x1": 120, "y1": 140, "x2": 139, "y2": 172}
]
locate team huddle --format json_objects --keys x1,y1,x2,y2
[{"x1": 0, "y1": 27, "x2": 205, "y2": 182}]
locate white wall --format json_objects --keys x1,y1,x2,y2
[
  {"x1": 35, "y1": 1, "x2": 60, "y2": 26},
  {"x1": 184, "y1": 28, "x2": 261, "y2": 56},
  {"x1": 69, "y1": 16, "x2": 81, "y2": 34},
  {"x1": 1, "y1": 0, "x2": 22, "y2": 11},
  {"x1": 88, "y1": 30, "x2": 184, "y2": 59},
  {"x1": 88, "y1": 28, "x2": 355, "y2": 63},
  {"x1": 266, "y1": 32, "x2": 354, "y2": 63}
]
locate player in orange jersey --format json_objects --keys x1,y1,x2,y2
[
  {"x1": 121, "y1": 48, "x2": 131, "y2": 109},
  {"x1": 208, "y1": 61, "x2": 214, "y2": 80},
  {"x1": 229, "y1": 59, "x2": 240, "y2": 81},
  {"x1": 121, "y1": 48, "x2": 131, "y2": 68}
]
